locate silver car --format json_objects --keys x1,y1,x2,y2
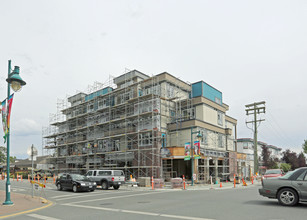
[{"x1": 259, "y1": 167, "x2": 307, "y2": 206}]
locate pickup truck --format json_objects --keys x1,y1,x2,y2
[{"x1": 85, "y1": 170, "x2": 125, "y2": 190}]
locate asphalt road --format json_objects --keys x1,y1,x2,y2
[{"x1": 2, "y1": 180, "x2": 307, "y2": 220}]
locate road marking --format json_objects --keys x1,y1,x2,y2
[
  {"x1": 54, "y1": 190, "x2": 132, "y2": 201},
  {"x1": 63, "y1": 203, "x2": 214, "y2": 220},
  {"x1": 26, "y1": 214, "x2": 60, "y2": 220},
  {"x1": 67, "y1": 191, "x2": 169, "y2": 204},
  {"x1": 51, "y1": 191, "x2": 103, "y2": 199}
]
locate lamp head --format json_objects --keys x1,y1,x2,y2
[{"x1": 6, "y1": 66, "x2": 26, "y2": 92}]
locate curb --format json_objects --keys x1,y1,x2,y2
[{"x1": 0, "y1": 198, "x2": 54, "y2": 219}]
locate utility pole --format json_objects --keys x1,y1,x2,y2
[{"x1": 245, "y1": 101, "x2": 266, "y2": 175}]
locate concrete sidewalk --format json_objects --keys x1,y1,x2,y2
[
  {"x1": 122, "y1": 179, "x2": 261, "y2": 191},
  {"x1": 0, "y1": 190, "x2": 52, "y2": 218}
]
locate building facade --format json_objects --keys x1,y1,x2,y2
[
  {"x1": 43, "y1": 70, "x2": 237, "y2": 182},
  {"x1": 237, "y1": 138, "x2": 282, "y2": 177}
]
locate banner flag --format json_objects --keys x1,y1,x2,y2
[
  {"x1": 1, "y1": 99, "x2": 7, "y2": 143},
  {"x1": 193, "y1": 141, "x2": 201, "y2": 159},
  {"x1": 7, "y1": 94, "x2": 14, "y2": 130},
  {"x1": 184, "y1": 142, "x2": 191, "y2": 160}
]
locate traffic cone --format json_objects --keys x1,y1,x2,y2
[
  {"x1": 151, "y1": 176, "x2": 154, "y2": 190},
  {"x1": 220, "y1": 181, "x2": 222, "y2": 188}
]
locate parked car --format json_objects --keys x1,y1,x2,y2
[
  {"x1": 55, "y1": 173, "x2": 97, "y2": 192},
  {"x1": 259, "y1": 167, "x2": 307, "y2": 206},
  {"x1": 263, "y1": 169, "x2": 285, "y2": 178},
  {"x1": 85, "y1": 170, "x2": 125, "y2": 190}
]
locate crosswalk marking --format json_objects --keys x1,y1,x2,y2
[
  {"x1": 63, "y1": 203, "x2": 215, "y2": 220},
  {"x1": 27, "y1": 214, "x2": 60, "y2": 220}
]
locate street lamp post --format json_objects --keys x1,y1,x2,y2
[
  {"x1": 191, "y1": 128, "x2": 202, "y2": 186},
  {"x1": 3, "y1": 60, "x2": 26, "y2": 205}
]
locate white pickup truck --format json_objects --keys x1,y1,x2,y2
[{"x1": 85, "y1": 170, "x2": 125, "y2": 190}]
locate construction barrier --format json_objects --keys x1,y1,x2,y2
[
  {"x1": 171, "y1": 178, "x2": 183, "y2": 189},
  {"x1": 153, "y1": 178, "x2": 164, "y2": 189},
  {"x1": 138, "y1": 177, "x2": 151, "y2": 187},
  {"x1": 30, "y1": 180, "x2": 46, "y2": 188}
]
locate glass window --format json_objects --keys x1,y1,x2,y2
[
  {"x1": 59, "y1": 174, "x2": 67, "y2": 180},
  {"x1": 296, "y1": 170, "x2": 307, "y2": 181},
  {"x1": 217, "y1": 111, "x2": 223, "y2": 126},
  {"x1": 86, "y1": 171, "x2": 93, "y2": 176},
  {"x1": 114, "y1": 171, "x2": 124, "y2": 176},
  {"x1": 265, "y1": 169, "x2": 282, "y2": 175}
]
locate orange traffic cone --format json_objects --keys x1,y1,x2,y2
[{"x1": 220, "y1": 181, "x2": 222, "y2": 188}]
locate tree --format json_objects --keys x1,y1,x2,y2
[
  {"x1": 0, "y1": 146, "x2": 16, "y2": 164},
  {"x1": 280, "y1": 163, "x2": 291, "y2": 172},
  {"x1": 261, "y1": 146, "x2": 271, "y2": 168},
  {"x1": 0, "y1": 146, "x2": 6, "y2": 163},
  {"x1": 303, "y1": 140, "x2": 307, "y2": 154},
  {"x1": 282, "y1": 149, "x2": 299, "y2": 170},
  {"x1": 298, "y1": 152, "x2": 306, "y2": 167},
  {"x1": 261, "y1": 146, "x2": 278, "y2": 169}
]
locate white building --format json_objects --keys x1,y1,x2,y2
[{"x1": 237, "y1": 138, "x2": 282, "y2": 177}]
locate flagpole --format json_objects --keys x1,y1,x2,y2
[{"x1": 3, "y1": 60, "x2": 13, "y2": 205}]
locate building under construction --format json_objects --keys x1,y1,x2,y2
[{"x1": 43, "y1": 70, "x2": 237, "y2": 183}]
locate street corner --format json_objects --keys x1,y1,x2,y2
[{"x1": 0, "y1": 191, "x2": 53, "y2": 219}]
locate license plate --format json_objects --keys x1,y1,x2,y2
[
  {"x1": 118, "y1": 182, "x2": 121, "y2": 185},
  {"x1": 89, "y1": 186, "x2": 92, "y2": 188}
]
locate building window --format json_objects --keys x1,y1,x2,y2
[
  {"x1": 217, "y1": 111, "x2": 223, "y2": 126},
  {"x1": 218, "y1": 134, "x2": 223, "y2": 148},
  {"x1": 243, "y1": 143, "x2": 248, "y2": 149},
  {"x1": 201, "y1": 129, "x2": 208, "y2": 145}
]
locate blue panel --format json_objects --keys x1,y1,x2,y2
[
  {"x1": 192, "y1": 82, "x2": 202, "y2": 98},
  {"x1": 85, "y1": 87, "x2": 113, "y2": 101},
  {"x1": 191, "y1": 81, "x2": 223, "y2": 105},
  {"x1": 202, "y1": 82, "x2": 222, "y2": 105}
]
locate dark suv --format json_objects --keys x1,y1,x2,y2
[{"x1": 55, "y1": 173, "x2": 97, "y2": 192}]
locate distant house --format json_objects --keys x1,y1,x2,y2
[
  {"x1": 237, "y1": 138, "x2": 282, "y2": 176},
  {"x1": 1, "y1": 156, "x2": 54, "y2": 174}
]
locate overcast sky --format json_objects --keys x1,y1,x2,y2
[{"x1": 0, "y1": 0, "x2": 306, "y2": 159}]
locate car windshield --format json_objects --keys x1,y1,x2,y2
[
  {"x1": 279, "y1": 171, "x2": 294, "y2": 179},
  {"x1": 114, "y1": 171, "x2": 124, "y2": 176},
  {"x1": 70, "y1": 174, "x2": 89, "y2": 181},
  {"x1": 265, "y1": 170, "x2": 281, "y2": 174}
]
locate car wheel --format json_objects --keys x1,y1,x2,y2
[
  {"x1": 113, "y1": 185, "x2": 120, "y2": 190},
  {"x1": 101, "y1": 181, "x2": 109, "y2": 190},
  {"x1": 72, "y1": 185, "x2": 78, "y2": 193},
  {"x1": 57, "y1": 183, "x2": 62, "y2": 191},
  {"x1": 277, "y1": 188, "x2": 298, "y2": 206}
]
